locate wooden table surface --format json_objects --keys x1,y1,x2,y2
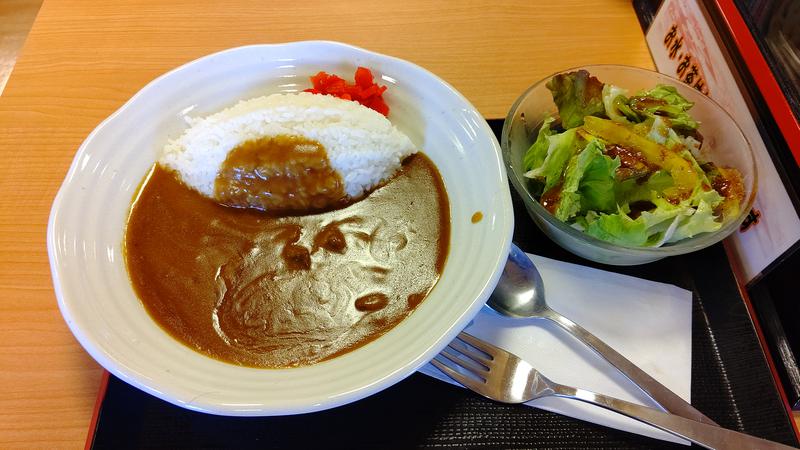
[{"x1": 0, "y1": 0, "x2": 653, "y2": 447}]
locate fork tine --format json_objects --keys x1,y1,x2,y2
[
  {"x1": 431, "y1": 358, "x2": 491, "y2": 396},
  {"x1": 457, "y1": 332, "x2": 500, "y2": 357},
  {"x1": 440, "y1": 347, "x2": 489, "y2": 375},
  {"x1": 448, "y1": 340, "x2": 493, "y2": 366}
]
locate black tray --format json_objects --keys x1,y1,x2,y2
[{"x1": 88, "y1": 120, "x2": 799, "y2": 449}]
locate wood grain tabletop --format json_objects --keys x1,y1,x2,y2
[{"x1": 0, "y1": 0, "x2": 653, "y2": 447}]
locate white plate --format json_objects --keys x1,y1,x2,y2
[{"x1": 47, "y1": 41, "x2": 513, "y2": 415}]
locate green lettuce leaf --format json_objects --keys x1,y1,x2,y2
[
  {"x1": 616, "y1": 98, "x2": 641, "y2": 122},
  {"x1": 522, "y1": 116, "x2": 556, "y2": 172},
  {"x1": 629, "y1": 85, "x2": 699, "y2": 131},
  {"x1": 644, "y1": 85, "x2": 694, "y2": 109},
  {"x1": 582, "y1": 181, "x2": 724, "y2": 247},
  {"x1": 582, "y1": 209, "x2": 648, "y2": 247},
  {"x1": 646, "y1": 116, "x2": 671, "y2": 145},
  {"x1": 616, "y1": 169, "x2": 675, "y2": 205},
  {"x1": 524, "y1": 128, "x2": 580, "y2": 192},
  {"x1": 578, "y1": 144, "x2": 619, "y2": 213},
  {"x1": 546, "y1": 70, "x2": 606, "y2": 128},
  {"x1": 553, "y1": 140, "x2": 613, "y2": 221},
  {"x1": 666, "y1": 198, "x2": 722, "y2": 243},
  {"x1": 638, "y1": 184, "x2": 724, "y2": 245},
  {"x1": 638, "y1": 196, "x2": 688, "y2": 245},
  {"x1": 602, "y1": 84, "x2": 631, "y2": 123}
]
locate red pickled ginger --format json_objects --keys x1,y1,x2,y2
[{"x1": 305, "y1": 67, "x2": 390, "y2": 116}]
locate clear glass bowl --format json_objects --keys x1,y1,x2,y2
[{"x1": 502, "y1": 65, "x2": 757, "y2": 265}]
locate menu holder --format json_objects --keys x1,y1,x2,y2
[{"x1": 635, "y1": 0, "x2": 800, "y2": 412}]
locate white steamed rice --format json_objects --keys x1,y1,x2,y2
[{"x1": 160, "y1": 92, "x2": 416, "y2": 199}]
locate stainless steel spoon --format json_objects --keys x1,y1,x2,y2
[{"x1": 488, "y1": 243, "x2": 718, "y2": 426}]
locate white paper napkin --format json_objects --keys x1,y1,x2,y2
[{"x1": 418, "y1": 253, "x2": 693, "y2": 444}]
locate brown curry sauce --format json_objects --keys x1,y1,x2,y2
[{"x1": 125, "y1": 149, "x2": 449, "y2": 368}]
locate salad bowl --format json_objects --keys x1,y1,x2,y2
[{"x1": 502, "y1": 65, "x2": 757, "y2": 265}]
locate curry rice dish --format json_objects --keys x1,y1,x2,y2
[{"x1": 124, "y1": 93, "x2": 451, "y2": 368}]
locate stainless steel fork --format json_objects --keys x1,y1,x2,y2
[{"x1": 432, "y1": 332, "x2": 796, "y2": 450}]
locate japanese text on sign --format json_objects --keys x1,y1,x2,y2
[{"x1": 663, "y1": 24, "x2": 710, "y2": 95}]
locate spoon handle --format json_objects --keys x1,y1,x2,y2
[{"x1": 545, "y1": 308, "x2": 719, "y2": 426}]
